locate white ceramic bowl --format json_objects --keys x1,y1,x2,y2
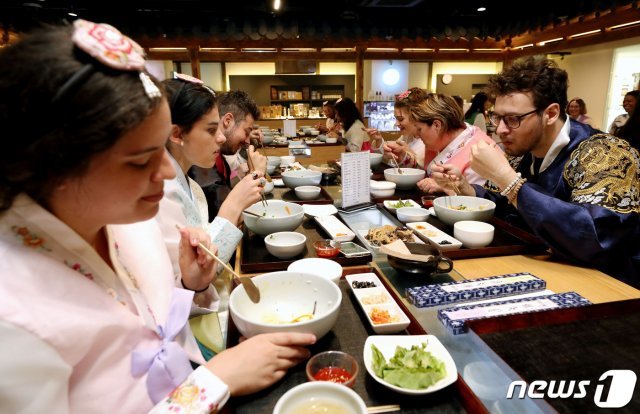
[
  {"x1": 295, "y1": 185, "x2": 321, "y2": 200},
  {"x1": 288, "y1": 258, "x2": 343, "y2": 284},
  {"x1": 280, "y1": 155, "x2": 296, "y2": 167},
  {"x1": 261, "y1": 180, "x2": 274, "y2": 195},
  {"x1": 273, "y1": 382, "x2": 366, "y2": 414},
  {"x1": 267, "y1": 156, "x2": 282, "y2": 167},
  {"x1": 396, "y1": 207, "x2": 431, "y2": 223},
  {"x1": 282, "y1": 170, "x2": 322, "y2": 189},
  {"x1": 454, "y1": 220, "x2": 495, "y2": 248},
  {"x1": 242, "y1": 200, "x2": 304, "y2": 236},
  {"x1": 261, "y1": 134, "x2": 274, "y2": 145},
  {"x1": 369, "y1": 152, "x2": 383, "y2": 168},
  {"x1": 317, "y1": 134, "x2": 328, "y2": 142},
  {"x1": 369, "y1": 180, "x2": 396, "y2": 198},
  {"x1": 264, "y1": 231, "x2": 307, "y2": 259},
  {"x1": 266, "y1": 163, "x2": 277, "y2": 175},
  {"x1": 229, "y1": 271, "x2": 342, "y2": 339},
  {"x1": 433, "y1": 196, "x2": 496, "y2": 226},
  {"x1": 310, "y1": 130, "x2": 320, "y2": 136},
  {"x1": 383, "y1": 168, "x2": 426, "y2": 190},
  {"x1": 325, "y1": 137, "x2": 338, "y2": 144}
]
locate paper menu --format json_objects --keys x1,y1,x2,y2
[{"x1": 341, "y1": 151, "x2": 371, "y2": 209}]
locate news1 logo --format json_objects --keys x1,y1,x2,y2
[{"x1": 506, "y1": 370, "x2": 637, "y2": 408}]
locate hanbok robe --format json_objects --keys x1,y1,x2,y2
[
  {"x1": 0, "y1": 194, "x2": 230, "y2": 413},
  {"x1": 475, "y1": 119, "x2": 640, "y2": 287},
  {"x1": 156, "y1": 154, "x2": 243, "y2": 345},
  {"x1": 343, "y1": 119, "x2": 371, "y2": 152},
  {"x1": 424, "y1": 125, "x2": 499, "y2": 185}
]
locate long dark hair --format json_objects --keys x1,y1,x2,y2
[
  {"x1": 334, "y1": 97, "x2": 364, "y2": 132},
  {"x1": 0, "y1": 24, "x2": 164, "y2": 211},
  {"x1": 617, "y1": 106, "x2": 640, "y2": 151},
  {"x1": 464, "y1": 92, "x2": 489, "y2": 120},
  {"x1": 162, "y1": 78, "x2": 217, "y2": 133}
]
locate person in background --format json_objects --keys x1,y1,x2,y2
[
  {"x1": 616, "y1": 103, "x2": 640, "y2": 151},
  {"x1": 452, "y1": 95, "x2": 465, "y2": 113},
  {"x1": 410, "y1": 92, "x2": 501, "y2": 193},
  {"x1": 314, "y1": 100, "x2": 339, "y2": 134},
  {"x1": 366, "y1": 87, "x2": 428, "y2": 168},
  {"x1": 334, "y1": 97, "x2": 371, "y2": 152},
  {"x1": 464, "y1": 91, "x2": 491, "y2": 133},
  {"x1": 566, "y1": 97, "x2": 594, "y2": 127},
  {"x1": 214, "y1": 90, "x2": 267, "y2": 186},
  {"x1": 432, "y1": 56, "x2": 639, "y2": 287},
  {"x1": 609, "y1": 90, "x2": 639, "y2": 135},
  {"x1": 157, "y1": 74, "x2": 266, "y2": 356},
  {"x1": 0, "y1": 20, "x2": 315, "y2": 413}
]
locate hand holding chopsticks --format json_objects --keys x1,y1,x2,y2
[
  {"x1": 362, "y1": 127, "x2": 402, "y2": 174},
  {"x1": 245, "y1": 146, "x2": 269, "y2": 207},
  {"x1": 175, "y1": 225, "x2": 261, "y2": 303},
  {"x1": 367, "y1": 405, "x2": 401, "y2": 413}
]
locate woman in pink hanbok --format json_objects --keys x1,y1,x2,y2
[{"x1": 0, "y1": 20, "x2": 314, "y2": 414}]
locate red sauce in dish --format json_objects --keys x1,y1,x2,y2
[
  {"x1": 313, "y1": 367, "x2": 352, "y2": 383},
  {"x1": 315, "y1": 246, "x2": 339, "y2": 257}
]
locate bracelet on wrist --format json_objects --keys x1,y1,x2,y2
[
  {"x1": 499, "y1": 172, "x2": 522, "y2": 196},
  {"x1": 181, "y1": 278, "x2": 209, "y2": 293},
  {"x1": 506, "y1": 177, "x2": 527, "y2": 205}
]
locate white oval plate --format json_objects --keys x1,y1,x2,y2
[
  {"x1": 302, "y1": 204, "x2": 338, "y2": 217},
  {"x1": 363, "y1": 335, "x2": 457, "y2": 395}
]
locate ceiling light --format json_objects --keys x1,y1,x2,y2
[
  {"x1": 607, "y1": 20, "x2": 640, "y2": 30},
  {"x1": 513, "y1": 43, "x2": 534, "y2": 50},
  {"x1": 473, "y1": 48, "x2": 502, "y2": 52},
  {"x1": 320, "y1": 48, "x2": 355, "y2": 52},
  {"x1": 366, "y1": 48, "x2": 399, "y2": 52},
  {"x1": 537, "y1": 37, "x2": 563, "y2": 46},
  {"x1": 281, "y1": 48, "x2": 317, "y2": 52},
  {"x1": 402, "y1": 48, "x2": 435, "y2": 52},
  {"x1": 68, "y1": 12, "x2": 77, "y2": 17},
  {"x1": 148, "y1": 47, "x2": 188, "y2": 51},
  {"x1": 568, "y1": 29, "x2": 601, "y2": 39},
  {"x1": 200, "y1": 47, "x2": 236, "y2": 51},
  {"x1": 241, "y1": 48, "x2": 276, "y2": 52},
  {"x1": 477, "y1": 7, "x2": 486, "y2": 12},
  {"x1": 438, "y1": 48, "x2": 469, "y2": 52},
  {"x1": 273, "y1": 0, "x2": 281, "y2": 11}
]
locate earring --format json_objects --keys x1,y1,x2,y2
[{"x1": 180, "y1": 141, "x2": 184, "y2": 147}]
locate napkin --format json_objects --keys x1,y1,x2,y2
[{"x1": 380, "y1": 240, "x2": 435, "y2": 263}]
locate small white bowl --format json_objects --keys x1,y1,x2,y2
[
  {"x1": 370, "y1": 180, "x2": 396, "y2": 198},
  {"x1": 454, "y1": 220, "x2": 495, "y2": 248},
  {"x1": 383, "y1": 168, "x2": 426, "y2": 190},
  {"x1": 273, "y1": 382, "x2": 366, "y2": 414},
  {"x1": 261, "y1": 180, "x2": 274, "y2": 195},
  {"x1": 288, "y1": 258, "x2": 343, "y2": 284},
  {"x1": 282, "y1": 170, "x2": 322, "y2": 189},
  {"x1": 243, "y1": 200, "x2": 304, "y2": 236},
  {"x1": 280, "y1": 155, "x2": 296, "y2": 167},
  {"x1": 310, "y1": 130, "x2": 320, "y2": 136},
  {"x1": 264, "y1": 231, "x2": 307, "y2": 259},
  {"x1": 369, "y1": 152, "x2": 383, "y2": 168},
  {"x1": 295, "y1": 185, "x2": 321, "y2": 200},
  {"x1": 267, "y1": 156, "x2": 282, "y2": 167},
  {"x1": 266, "y1": 163, "x2": 277, "y2": 175},
  {"x1": 325, "y1": 137, "x2": 338, "y2": 144},
  {"x1": 396, "y1": 207, "x2": 431, "y2": 223}
]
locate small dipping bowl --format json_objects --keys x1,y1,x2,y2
[
  {"x1": 306, "y1": 351, "x2": 359, "y2": 388},
  {"x1": 314, "y1": 239, "x2": 340, "y2": 258}
]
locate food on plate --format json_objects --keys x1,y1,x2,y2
[
  {"x1": 312, "y1": 367, "x2": 353, "y2": 384},
  {"x1": 285, "y1": 206, "x2": 292, "y2": 215},
  {"x1": 388, "y1": 200, "x2": 414, "y2": 209},
  {"x1": 262, "y1": 312, "x2": 315, "y2": 324},
  {"x1": 365, "y1": 225, "x2": 414, "y2": 246},
  {"x1": 371, "y1": 342, "x2": 447, "y2": 389},
  {"x1": 369, "y1": 307, "x2": 400, "y2": 324},
  {"x1": 351, "y1": 280, "x2": 376, "y2": 289},
  {"x1": 360, "y1": 292, "x2": 390, "y2": 305},
  {"x1": 447, "y1": 204, "x2": 490, "y2": 211},
  {"x1": 290, "y1": 400, "x2": 351, "y2": 414},
  {"x1": 439, "y1": 240, "x2": 452, "y2": 245}
]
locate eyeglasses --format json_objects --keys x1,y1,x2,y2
[{"x1": 489, "y1": 109, "x2": 538, "y2": 129}]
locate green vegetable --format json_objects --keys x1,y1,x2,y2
[
  {"x1": 371, "y1": 343, "x2": 446, "y2": 389},
  {"x1": 390, "y1": 200, "x2": 413, "y2": 208}
]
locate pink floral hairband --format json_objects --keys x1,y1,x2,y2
[
  {"x1": 172, "y1": 72, "x2": 216, "y2": 96},
  {"x1": 397, "y1": 89, "x2": 412, "y2": 100},
  {"x1": 52, "y1": 19, "x2": 160, "y2": 103}
]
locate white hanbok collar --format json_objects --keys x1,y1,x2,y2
[{"x1": 537, "y1": 117, "x2": 571, "y2": 174}]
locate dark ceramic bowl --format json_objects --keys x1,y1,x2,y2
[{"x1": 386, "y1": 245, "x2": 453, "y2": 276}]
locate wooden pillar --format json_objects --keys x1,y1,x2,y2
[
  {"x1": 355, "y1": 46, "x2": 365, "y2": 115},
  {"x1": 220, "y1": 62, "x2": 227, "y2": 92},
  {"x1": 188, "y1": 46, "x2": 201, "y2": 79}
]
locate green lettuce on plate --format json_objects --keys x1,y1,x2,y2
[{"x1": 371, "y1": 342, "x2": 446, "y2": 390}]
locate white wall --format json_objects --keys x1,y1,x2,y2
[
  {"x1": 430, "y1": 61, "x2": 503, "y2": 92},
  {"x1": 200, "y1": 62, "x2": 224, "y2": 91},
  {"x1": 408, "y1": 62, "x2": 430, "y2": 90}
]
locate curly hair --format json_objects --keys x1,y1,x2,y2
[
  {"x1": 487, "y1": 56, "x2": 568, "y2": 121},
  {"x1": 218, "y1": 90, "x2": 260, "y2": 122},
  {"x1": 567, "y1": 98, "x2": 588, "y2": 115},
  {"x1": 162, "y1": 78, "x2": 217, "y2": 133},
  {"x1": 0, "y1": 24, "x2": 164, "y2": 212},
  {"x1": 409, "y1": 93, "x2": 465, "y2": 133}
]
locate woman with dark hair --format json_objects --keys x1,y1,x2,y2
[
  {"x1": 314, "y1": 100, "x2": 340, "y2": 134},
  {"x1": 609, "y1": 90, "x2": 639, "y2": 135},
  {"x1": 0, "y1": 20, "x2": 314, "y2": 413},
  {"x1": 157, "y1": 74, "x2": 266, "y2": 355},
  {"x1": 464, "y1": 92, "x2": 491, "y2": 132},
  {"x1": 616, "y1": 105, "x2": 640, "y2": 151},
  {"x1": 567, "y1": 97, "x2": 594, "y2": 127},
  {"x1": 334, "y1": 97, "x2": 371, "y2": 152}
]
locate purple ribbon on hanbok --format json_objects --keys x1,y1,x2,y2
[{"x1": 131, "y1": 288, "x2": 195, "y2": 403}]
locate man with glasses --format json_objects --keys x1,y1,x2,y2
[
  {"x1": 434, "y1": 56, "x2": 640, "y2": 287},
  {"x1": 214, "y1": 90, "x2": 267, "y2": 187}
]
